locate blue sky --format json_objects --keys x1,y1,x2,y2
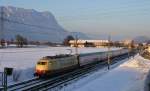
[{"x1": 0, "y1": 0, "x2": 150, "y2": 39}]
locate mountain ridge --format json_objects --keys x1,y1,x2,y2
[
  {"x1": 0, "y1": 6, "x2": 89, "y2": 43},
  {"x1": 133, "y1": 36, "x2": 150, "y2": 43}
]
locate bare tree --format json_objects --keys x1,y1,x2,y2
[
  {"x1": 15, "y1": 34, "x2": 28, "y2": 47},
  {"x1": 0, "y1": 38, "x2": 5, "y2": 48}
]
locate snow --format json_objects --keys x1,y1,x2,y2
[
  {"x1": 0, "y1": 47, "x2": 120, "y2": 84},
  {"x1": 0, "y1": 47, "x2": 149, "y2": 91},
  {"x1": 61, "y1": 54, "x2": 150, "y2": 91},
  {"x1": 1, "y1": 46, "x2": 149, "y2": 91}
]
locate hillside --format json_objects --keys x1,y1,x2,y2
[
  {"x1": 0, "y1": 6, "x2": 89, "y2": 43},
  {"x1": 133, "y1": 36, "x2": 150, "y2": 43}
]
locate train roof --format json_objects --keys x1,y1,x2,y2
[
  {"x1": 42, "y1": 54, "x2": 73, "y2": 59},
  {"x1": 79, "y1": 49, "x2": 125, "y2": 56},
  {"x1": 79, "y1": 51, "x2": 104, "y2": 56}
]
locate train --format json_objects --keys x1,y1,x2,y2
[{"x1": 34, "y1": 48, "x2": 129, "y2": 77}]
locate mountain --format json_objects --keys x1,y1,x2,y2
[
  {"x1": 133, "y1": 36, "x2": 150, "y2": 43},
  {"x1": 0, "y1": 6, "x2": 89, "y2": 43}
]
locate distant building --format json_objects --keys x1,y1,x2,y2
[
  {"x1": 147, "y1": 45, "x2": 150, "y2": 53},
  {"x1": 122, "y1": 39, "x2": 133, "y2": 45},
  {"x1": 69, "y1": 40, "x2": 109, "y2": 48},
  {"x1": 120, "y1": 39, "x2": 135, "y2": 48}
]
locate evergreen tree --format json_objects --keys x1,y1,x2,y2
[{"x1": 63, "y1": 35, "x2": 74, "y2": 46}]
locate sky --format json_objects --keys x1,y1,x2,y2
[{"x1": 0, "y1": 0, "x2": 150, "y2": 40}]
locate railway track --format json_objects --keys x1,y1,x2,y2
[
  {"x1": 7, "y1": 77, "x2": 43, "y2": 91},
  {"x1": 1, "y1": 53, "x2": 135, "y2": 91},
  {"x1": 40, "y1": 54, "x2": 132, "y2": 91},
  {"x1": 21, "y1": 61, "x2": 107, "y2": 91}
]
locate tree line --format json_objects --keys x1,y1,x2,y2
[
  {"x1": 0, "y1": 35, "x2": 75, "y2": 48},
  {"x1": 0, "y1": 34, "x2": 28, "y2": 48},
  {"x1": 0, "y1": 34, "x2": 137, "y2": 48}
]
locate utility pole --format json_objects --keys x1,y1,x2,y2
[
  {"x1": 107, "y1": 35, "x2": 111, "y2": 70},
  {"x1": 4, "y1": 68, "x2": 7, "y2": 91},
  {"x1": 75, "y1": 35, "x2": 80, "y2": 66},
  {"x1": 128, "y1": 43, "x2": 131, "y2": 58},
  {"x1": 0, "y1": 7, "x2": 5, "y2": 47},
  {"x1": 75, "y1": 35, "x2": 78, "y2": 55},
  {"x1": 0, "y1": 7, "x2": 4, "y2": 38}
]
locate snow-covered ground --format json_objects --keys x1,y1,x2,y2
[
  {"x1": 0, "y1": 47, "x2": 120, "y2": 84},
  {"x1": 1, "y1": 47, "x2": 149, "y2": 91},
  {"x1": 60, "y1": 54, "x2": 150, "y2": 91}
]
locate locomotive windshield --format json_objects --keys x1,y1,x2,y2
[{"x1": 37, "y1": 62, "x2": 47, "y2": 65}]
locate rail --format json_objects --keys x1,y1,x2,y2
[
  {"x1": 21, "y1": 53, "x2": 134, "y2": 91},
  {"x1": 0, "y1": 52, "x2": 136, "y2": 91}
]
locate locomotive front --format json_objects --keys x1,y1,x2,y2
[{"x1": 34, "y1": 58, "x2": 51, "y2": 77}]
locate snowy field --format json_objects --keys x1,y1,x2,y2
[
  {"x1": 0, "y1": 46, "x2": 120, "y2": 84},
  {"x1": 59, "y1": 54, "x2": 150, "y2": 91}
]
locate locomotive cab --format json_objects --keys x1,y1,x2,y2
[
  {"x1": 35, "y1": 59, "x2": 51, "y2": 77},
  {"x1": 34, "y1": 54, "x2": 78, "y2": 77}
]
